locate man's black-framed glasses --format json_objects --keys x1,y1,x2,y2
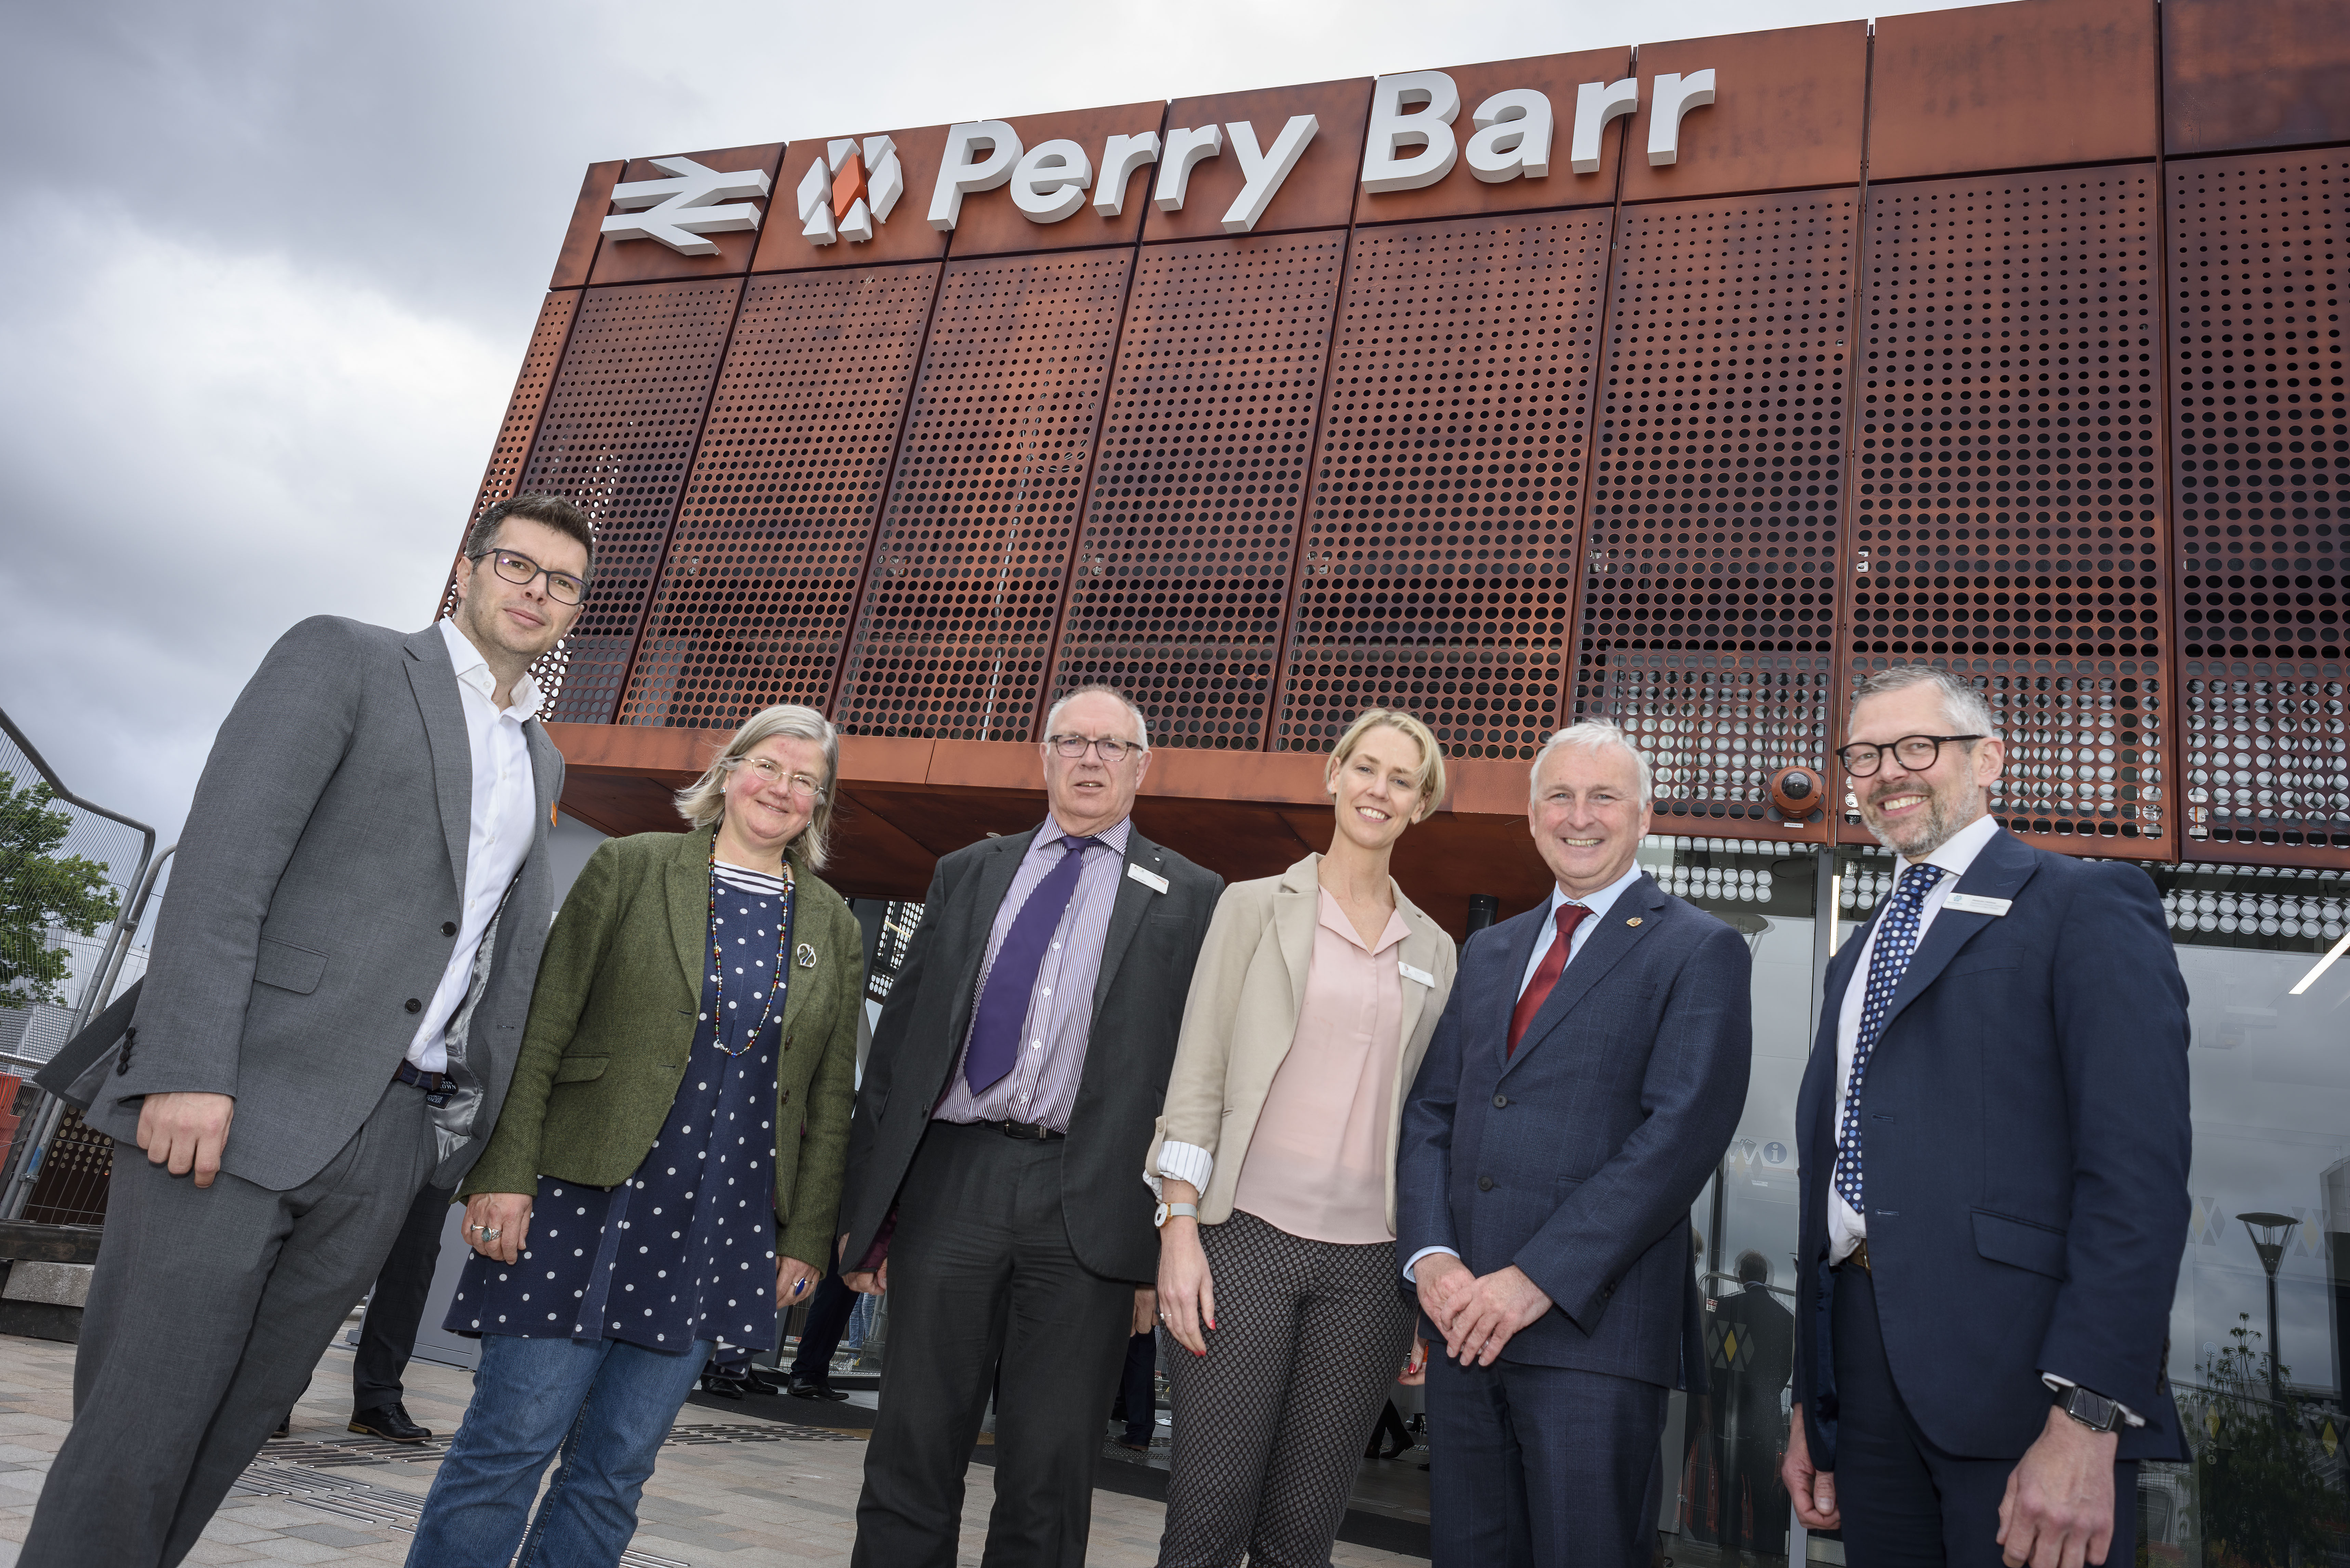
[
  {"x1": 474, "y1": 548, "x2": 588, "y2": 605},
  {"x1": 1835, "y1": 733, "x2": 1985, "y2": 778},
  {"x1": 1046, "y1": 733, "x2": 1142, "y2": 762}
]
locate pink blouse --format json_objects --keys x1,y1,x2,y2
[{"x1": 1230, "y1": 888, "x2": 1411, "y2": 1244}]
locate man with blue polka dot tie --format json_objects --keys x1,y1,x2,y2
[{"x1": 1785, "y1": 666, "x2": 2191, "y2": 1568}]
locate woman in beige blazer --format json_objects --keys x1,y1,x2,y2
[{"x1": 1144, "y1": 709, "x2": 1458, "y2": 1568}]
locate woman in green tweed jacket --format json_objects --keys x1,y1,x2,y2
[{"x1": 409, "y1": 705, "x2": 863, "y2": 1568}]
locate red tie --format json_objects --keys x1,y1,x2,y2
[{"x1": 1509, "y1": 903, "x2": 1590, "y2": 1056}]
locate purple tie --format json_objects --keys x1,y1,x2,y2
[{"x1": 964, "y1": 835, "x2": 1096, "y2": 1095}]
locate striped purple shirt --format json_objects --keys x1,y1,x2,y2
[{"x1": 932, "y1": 816, "x2": 1133, "y2": 1133}]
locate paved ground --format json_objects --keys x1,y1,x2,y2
[{"x1": 0, "y1": 1333, "x2": 1426, "y2": 1565}]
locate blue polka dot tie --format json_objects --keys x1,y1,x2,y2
[{"x1": 1834, "y1": 861, "x2": 1945, "y2": 1214}]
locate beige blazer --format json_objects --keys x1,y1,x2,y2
[{"x1": 1144, "y1": 854, "x2": 1458, "y2": 1234}]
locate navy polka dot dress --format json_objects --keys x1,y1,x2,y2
[{"x1": 447, "y1": 861, "x2": 791, "y2": 1353}]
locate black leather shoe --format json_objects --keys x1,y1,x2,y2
[
  {"x1": 699, "y1": 1371, "x2": 750, "y2": 1400},
  {"x1": 787, "y1": 1375, "x2": 850, "y2": 1401},
  {"x1": 349, "y1": 1403, "x2": 433, "y2": 1444},
  {"x1": 741, "y1": 1368, "x2": 788, "y2": 1396}
]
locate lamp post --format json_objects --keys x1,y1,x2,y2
[{"x1": 2239, "y1": 1211, "x2": 2297, "y2": 1409}]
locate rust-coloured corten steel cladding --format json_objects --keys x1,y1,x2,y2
[
  {"x1": 756, "y1": 126, "x2": 955, "y2": 272},
  {"x1": 584, "y1": 144, "x2": 787, "y2": 286},
  {"x1": 456, "y1": 2, "x2": 2350, "y2": 911},
  {"x1": 1617, "y1": 21, "x2": 1867, "y2": 202},
  {"x1": 942, "y1": 102, "x2": 1168, "y2": 257},
  {"x1": 2165, "y1": 0, "x2": 2350, "y2": 158},
  {"x1": 1142, "y1": 79, "x2": 1371, "y2": 242},
  {"x1": 551, "y1": 162, "x2": 624, "y2": 289},
  {"x1": 1868, "y1": 0, "x2": 2158, "y2": 183},
  {"x1": 1348, "y1": 50, "x2": 1633, "y2": 227}
]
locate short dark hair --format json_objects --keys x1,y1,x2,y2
[
  {"x1": 1736, "y1": 1249, "x2": 1771, "y2": 1287},
  {"x1": 463, "y1": 494, "x2": 596, "y2": 578}
]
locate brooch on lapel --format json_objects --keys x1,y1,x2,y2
[
  {"x1": 796, "y1": 944, "x2": 818, "y2": 969},
  {"x1": 1625, "y1": 917, "x2": 1643, "y2": 927}
]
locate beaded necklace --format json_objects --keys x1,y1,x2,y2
[{"x1": 706, "y1": 842, "x2": 795, "y2": 1060}]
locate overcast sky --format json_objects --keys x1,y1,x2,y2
[{"x1": 0, "y1": 0, "x2": 1995, "y2": 880}]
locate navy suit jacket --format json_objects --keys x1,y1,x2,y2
[
  {"x1": 1398, "y1": 873, "x2": 1752, "y2": 1387},
  {"x1": 1793, "y1": 826, "x2": 2192, "y2": 1468}
]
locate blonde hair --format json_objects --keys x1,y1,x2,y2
[
  {"x1": 673, "y1": 705, "x2": 840, "y2": 871},
  {"x1": 1329, "y1": 710, "x2": 1447, "y2": 821}
]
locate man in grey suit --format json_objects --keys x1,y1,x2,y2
[
  {"x1": 1398, "y1": 719, "x2": 1752, "y2": 1568},
  {"x1": 835, "y1": 686, "x2": 1222, "y2": 1568},
  {"x1": 23, "y1": 495, "x2": 593, "y2": 1568}
]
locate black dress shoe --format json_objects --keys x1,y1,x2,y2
[
  {"x1": 348, "y1": 1403, "x2": 433, "y2": 1444},
  {"x1": 786, "y1": 1375, "x2": 850, "y2": 1401},
  {"x1": 742, "y1": 1367, "x2": 789, "y2": 1396},
  {"x1": 699, "y1": 1372, "x2": 750, "y2": 1400}
]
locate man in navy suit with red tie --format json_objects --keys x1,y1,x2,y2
[
  {"x1": 1782, "y1": 666, "x2": 2191, "y2": 1568},
  {"x1": 1398, "y1": 719, "x2": 1752, "y2": 1567}
]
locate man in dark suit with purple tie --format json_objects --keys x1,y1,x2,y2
[
  {"x1": 1398, "y1": 719, "x2": 1753, "y2": 1568},
  {"x1": 835, "y1": 686, "x2": 1220, "y2": 1568}
]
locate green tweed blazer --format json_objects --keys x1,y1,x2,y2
[{"x1": 460, "y1": 824, "x2": 864, "y2": 1271}]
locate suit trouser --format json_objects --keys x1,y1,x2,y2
[
  {"x1": 1157, "y1": 1209, "x2": 1416, "y2": 1568},
  {"x1": 851, "y1": 1121, "x2": 1134, "y2": 1568},
  {"x1": 1424, "y1": 1348, "x2": 1668, "y2": 1568},
  {"x1": 788, "y1": 1257, "x2": 858, "y2": 1383},
  {"x1": 352, "y1": 1179, "x2": 457, "y2": 1414},
  {"x1": 1831, "y1": 1264, "x2": 2138, "y2": 1568},
  {"x1": 23, "y1": 1079, "x2": 440, "y2": 1568}
]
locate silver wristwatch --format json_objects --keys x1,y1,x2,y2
[
  {"x1": 2055, "y1": 1383, "x2": 2121, "y2": 1433},
  {"x1": 1153, "y1": 1202, "x2": 1199, "y2": 1229}
]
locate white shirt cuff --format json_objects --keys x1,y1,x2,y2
[
  {"x1": 2041, "y1": 1373, "x2": 2147, "y2": 1428},
  {"x1": 1153, "y1": 1140, "x2": 1214, "y2": 1200},
  {"x1": 1404, "y1": 1245, "x2": 1459, "y2": 1284}
]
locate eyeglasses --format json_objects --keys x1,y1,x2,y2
[
  {"x1": 1045, "y1": 733, "x2": 1143, "y2": 762},
  {"x1": 725, "y1": 756, "x2": 828, "y2": 802},
  {"x1": 473, "y1": 548, "x2": 588, "y2": 605},
  {"x1": 1835, "y1": 733, "x2": 1985, "y2": 778}
]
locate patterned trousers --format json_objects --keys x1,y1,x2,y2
[{"x1": 1158, "y1": 1210, "x2": 1416, "y2": 1568}]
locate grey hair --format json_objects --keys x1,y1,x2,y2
[
  {"x1": 1042, "y1": 685, "x2": 1150, "y2": 750},
  {"x1": 1849, "y1": 664, "x2": 1999, "y2": 741},
  {"x1": 673, "y1": 704, "x2": 840, "y2": 871},
  {"x1": 1529, "y1": 718, "x2": 1654, "y2": 807}
]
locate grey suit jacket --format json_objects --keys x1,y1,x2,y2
[{"x1": 94, "y1": 617, "x2": 562, "y2": 1192}]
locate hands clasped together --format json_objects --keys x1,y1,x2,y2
[
  {"x1": 1412, "y1": 1254, "x2": 1551, "y2": 1368},
  {"x1": 462, "y1": 1194, "x2": 818, "y2": 1307}
]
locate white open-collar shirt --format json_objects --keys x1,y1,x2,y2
[{"x1": 408, "y1": 618, "x2": 543, "y2": 1072}]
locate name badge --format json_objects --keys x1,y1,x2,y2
[
  {"x1": 1127, "y1": 863, "x2": 1170, "y2": 895},
  {"x1": 1399, "y1": 961, "x2": 1436, "y2": 988},
  {"x1": 1943, "y1": 893, "x2": 2012, "y2": 917}
]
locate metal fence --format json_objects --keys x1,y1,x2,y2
[{"x1": 0, "y1": 708, "x2": 157, "y2": 1225}]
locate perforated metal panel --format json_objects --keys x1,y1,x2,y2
[
  {"x1": 2168, "y1": 151, "x2": 2350, "y2": 859},
  {"x1": 435, "y1": 291, "x2": 579, "y2": 624},
  {"x1": 1048, "y1": 234, "x2": 1344, "y2": 749},
  {"x1": 1849, "y1": 170, "x2": 2171, "y2": 854},
  {"x1": 835, "y1": 251, "x2": 1132, "y2": 739},
  {"x1": 1275, "y1": 212, "x2": 1612, "y2": 762},
  {"x1": 523, "y1": 278, "x2": 744, "y2": 723},
  {"x1": 1571, "y1": 191, "x2": 1854, "y2": 829},
  {"x1": 618, "y1": 266, "x2": 939, "y2": 728}
]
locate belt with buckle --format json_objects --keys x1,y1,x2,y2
[
  {"x1": 393, "y1": 1062, "x2": 457, "y2": 1098},
  {"x1": 1836, "y1": 1239, "x2": 1873, "y2": 1273},
  {"x1": 981, "y1": 1118, "x2": 1065, "y2": 1142}
]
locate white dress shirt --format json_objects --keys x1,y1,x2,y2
[
  {"x1": 408, "y1": 619, "x2": 542, "y2": 1073},
  {"x1": 1827, "y1": 809, "x2": 1999, "y2": 1261},
  {"x1": 1405, "y1": 859, "x2": 1648, "y2": 1283}
]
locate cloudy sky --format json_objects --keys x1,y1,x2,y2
[{"x1": 0, "y1": 0, "x2": 1992, "y2": 879}]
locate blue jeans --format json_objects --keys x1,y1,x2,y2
[{"x1": 406, "y1": 1334, "x2": 711, "y2": 1568}]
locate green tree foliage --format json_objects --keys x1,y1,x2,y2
[
  {"x1": 2189, "y1": 1315, "x2": 2342, "y2": 1567},
  {"x1": 0, "y1": 774, "x2": 121, "y2": 1009}
]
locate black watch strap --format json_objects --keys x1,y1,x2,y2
[{"x1": 2055, "y1": 1383, "x2": 2120, "y2": 1433}]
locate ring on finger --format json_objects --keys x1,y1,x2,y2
[{"x1": 484, "y1": 1228, "x2": 502, "y2": 1239}]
